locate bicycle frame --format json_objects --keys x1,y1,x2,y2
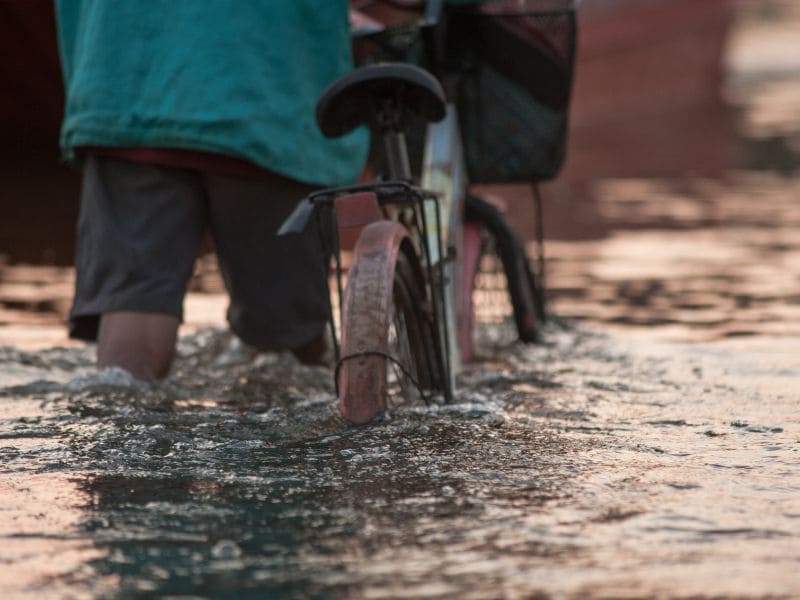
[
  {"x1": 322, "y1": 93, "x2": 470, "y2": 401},
  {"x1": 420, "y1": 103, "x2": 468, "y2": 392},
  {"x1": 280, "y1": 1, "x2": 559, "y2": 420},
  {"x1": 296, "y1": 172, "x2": 457, "y2": 404}
]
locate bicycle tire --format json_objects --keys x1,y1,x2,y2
[
  {"x1": 338, "y1": 221, "x2": 442, "y2": 424},
  {"x1": 463, "y1": 194, "x2": 542, "y2": 349}
]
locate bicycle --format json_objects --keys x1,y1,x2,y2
[{"x1": 280, "y1": 0, "x2": 576, "y2": 424}]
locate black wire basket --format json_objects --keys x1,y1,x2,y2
[
  {"x1": 352, "y1": 0, "x2": 577, "y2": 184},
  {"x1": 447, "y1": 0, "x2": 577, "y2": 183}
]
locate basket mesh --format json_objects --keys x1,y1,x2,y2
[{"x1": 448, "y1": 1, "x2": 577, "y2": 182}]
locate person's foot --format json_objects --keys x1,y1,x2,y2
[{"x1": 290, "y1": 333, "x2": 328, "y2": 367}]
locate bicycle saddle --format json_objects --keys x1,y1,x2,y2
[{"x1": 316, "y1": 62, "x2": 446, "y2": 138}]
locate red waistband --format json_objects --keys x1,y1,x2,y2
[{"x1": 80, "y1": 146, "x2": 288, "y2": 182}]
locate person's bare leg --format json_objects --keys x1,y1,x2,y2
[{"x1": 97, "y1": 311, "x2": 180, "y2": 381}]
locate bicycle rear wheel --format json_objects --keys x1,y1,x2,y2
[
  {"x1": 337, "y1": 221, "x2": 442, "y2": 424},
  {"x1": 461, "y1": 194, "x2": 542, "y2": 360}
]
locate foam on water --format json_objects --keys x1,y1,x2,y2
[{"x1": 2, "y1": 323, "x2": 799, "y2": 598}]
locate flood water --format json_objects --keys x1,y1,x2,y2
[
  {"x1": 2, "y1": 322, "x2": 798, "y2": 599},
  {"x1": 3, "y1": 3, "x2": 800, "y2": 599}
]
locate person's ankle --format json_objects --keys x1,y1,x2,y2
[{"x1": 291, "y1": 334, "x2": 327, "y2": 366}]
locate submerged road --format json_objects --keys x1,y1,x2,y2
[{"x1": 1, "y1": 322, "x2": 799, "y2": 598}]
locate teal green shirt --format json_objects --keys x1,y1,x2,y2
[{"x1": 56, "y1": 1, "x2": 369, "y2": 186}]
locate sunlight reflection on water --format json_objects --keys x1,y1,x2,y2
[{"x1": 1, "y1": 325, "x2": 799, "y2": 598}]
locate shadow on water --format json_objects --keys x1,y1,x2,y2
[
  {"x1": 0, "y1": 331, "x2": 581, "y2": 598},
  {"x1": 74, "y1": 416, "x2": 566, "y2": 599}
]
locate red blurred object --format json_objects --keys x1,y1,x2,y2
[
  {"x1": 564, "y1": 0, "x2": 737, "y2": 181},
  {"x1": 0, "y1": 0, "x2": 64, "y2": 160},
  {"x1": 0, "y1": 0, "x2": 80, "y2": 265},
  {"x1": 335, "y1": 191, "x2": 384, "y2": 251}
]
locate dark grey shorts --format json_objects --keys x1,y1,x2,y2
[{"x1": 70, "y1": 155, "x2": 328, "y2": 352}]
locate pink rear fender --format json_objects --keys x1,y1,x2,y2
[{"x1": 338, "y1": 221, "x2": 411, "y2": 424}]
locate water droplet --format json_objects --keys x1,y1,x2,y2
[{"x1": 211, "y1": 539, "x2": 242, "y2": 560}]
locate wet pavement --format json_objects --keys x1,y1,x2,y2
[
  {"x1": 2, "y1": 323, "x2": 799, "y2": 599},
  {"x1": 3, "y1": 2, "x2": 800, "y2": 599}
]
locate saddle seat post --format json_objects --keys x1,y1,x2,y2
[
  {"x1": 315, "y1": 62, "x2": 447, "y2": 181},
  {"x1": 375, "y1": 97, "x2": 413, "y2": 181}
]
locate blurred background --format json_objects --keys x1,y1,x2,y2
[{"x1": 0, "y1": 0, "x2": 798, "y2": 346}]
